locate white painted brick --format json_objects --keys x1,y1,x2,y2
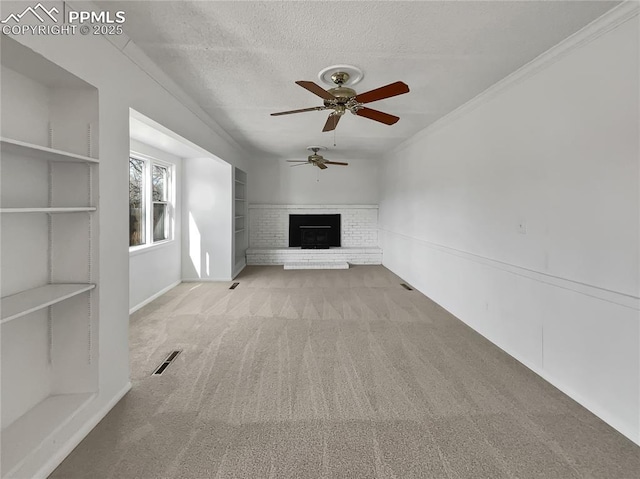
[
  {"x1": 249, "y1": 204, "x2": 379, "y2": 249},
  {"x1": 247, "y1": 246, "x2": 382, "y2": 265}
]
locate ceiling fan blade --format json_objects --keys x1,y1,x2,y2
[
  {"x1": 322, "y1": 114, "x2": 341, "y2": 132},
  {"x1": 354, "y1": 81, "x2": 409, "y2": 104},
  {"x1": 324, "y1": 161, "x2": 349, "y2": 166},
  {"x1": 290, "y1": 162, "x2": 310, "y2": 167},
  {"x1": 271, "y1": 106, "x2": 327, "y2": 116},
  {"x1": 286, "y1": 160, "x2": 308, "y2": 162},
  {"x1": 317, "y1": 162, "x2": 328, "y2": 170},
  {"x1": 296, "y1": 81, "x2": 336, "y2": 100},
  {"x1": 355, "y1": 107, "x2": 400, "y2": 125}
]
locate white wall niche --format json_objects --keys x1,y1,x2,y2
[{"x1": 0, "y1": 36, "x2": 100, "y2": 478}]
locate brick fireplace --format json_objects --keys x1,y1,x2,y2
[{"x1": 246, "y1": 204, "x2": 382, "y2": 265}]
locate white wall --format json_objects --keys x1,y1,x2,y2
[
  {"x1": 1, "y1": 0, "x2": 247, "y2": 475},
  {"x1": 182, "y1": 157, "x2": 234, "y2": 281},
  {"x1": 129, "y1": 140, "x2": 182, "y2": 312},
  {"x1": 249, "y1": 157, "x2": 379, "y2": 204},
  {"x1": 379, "y1": 12, "x2": 639, "y2": 444}
]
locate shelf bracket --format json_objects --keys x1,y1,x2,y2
[{"x1": 47, "y1": 306, "x2": 53, "y2": 365}]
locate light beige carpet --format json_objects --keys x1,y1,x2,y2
[{"x1": 51, "y1": 265, "x2": 639, "y2": 478}]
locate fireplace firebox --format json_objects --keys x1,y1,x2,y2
[
  {"x1": 300, "y1": 226, "x2": 330, "y2": 249},
  {"x1": 289, "y1": 214, "x2": 340, "y2": 248}
]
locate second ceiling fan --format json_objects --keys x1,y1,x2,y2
[
  {"x1": 288, "y1": 147, "x2": 348, "y2": 170},
  {"x1": 271, "y1": 71, "x2": 409, "y2": 132}
]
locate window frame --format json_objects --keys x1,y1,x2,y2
[{"x1": 129, "y1": 152, "x2": 175, "y2": 254}]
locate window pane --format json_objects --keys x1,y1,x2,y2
[
  {"x1": 129, "y1": 158, "x2": 145, "y2": 246},
  {"x1": 152, "y1": 165, "x2": 167, "y2": 202},
  {"x1": 153, "y1": 203, "x2": 168, "y2": 241}
]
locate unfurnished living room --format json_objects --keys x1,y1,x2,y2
[{"x1": 0, "y1": 1, "x2": 638, "y2": 478}]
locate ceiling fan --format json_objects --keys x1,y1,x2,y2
[
  {"x1": 271, "y1": 71, "x2": 409, "y2": 132},
  {"x1": 287, "y1": 147, "x2": 348, "y2": 170}
]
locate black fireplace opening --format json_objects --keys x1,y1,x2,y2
[
  {"x1": 289, "y1": 214, "x2": 340, "y2": 248},
  {"x1": 300, "y1": 226, "x2": 330, "y2": 249}
]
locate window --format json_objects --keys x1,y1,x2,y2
[
  {"x1": 152, "y1": 165, "x2": 169, "y2": 241},
  {"x1": 129, "y1": 158, "x2": 145, "y2": 246},
  {"x1": 129, "y1": 155, "x2": 173, "y2": 248}
]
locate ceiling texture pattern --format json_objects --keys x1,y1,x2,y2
[{"x1": 102, "y1": 1, "x2": 619, "y2": 159}]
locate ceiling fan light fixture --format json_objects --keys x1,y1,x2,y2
[
  {"x1": 318, "y1": 64, "x2": 364, "y2": 87},
  {"x1": 331, "y1": 71, "x2": 349, "y2": 85}
]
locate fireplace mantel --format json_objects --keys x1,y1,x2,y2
[{"x1": 249, "y1": 204, "x2": 378, "y2": 209}]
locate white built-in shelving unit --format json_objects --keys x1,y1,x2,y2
[
  {"x1": 233, "y1": 168, "x2": 248, "y2": 275},
  {"x1": 0, "y1": 37, "x2": 100, "y2": 478}
]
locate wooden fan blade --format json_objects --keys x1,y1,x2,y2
[
  {"x1": 296, "y1": 81, "x2": 336, "y2": 100},
  {"x1": 286, "y1": 160, "x2": 308, "y2": 162},
  {"x1": 290, "y1": 162, "x2": 310, "y2": 167},
  {"x1": 271, "y1": 106, "x2": 326, "y2": 116},
  {"x1": 354, "y1": 81, "x2": 409, "y2": 104},
  {"x1": 355, "y1": 107, "x2": 400, "y2": 125},
  {"x1": 322, "y1": 114, "x2": 341, "y2": 132},
  {"x1": 324, "y1": 161, "x2": 349, "y2": 166},
  {"x1": 317, "y1": 163, "x2": 328, "y2": 170}
]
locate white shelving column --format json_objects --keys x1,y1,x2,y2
[
  {"x1": 0, "y1": 37, "x2": 100, "y2": 478},
  {"x1": 233, "y1": 167, "x2": 248, "y2": 276}
]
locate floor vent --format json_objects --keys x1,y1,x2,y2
[
  {"x1": 152, "y1": 350, "x2": 181, "y2": 376},
  {"x1": 400, "y1": 283, "x2": 413, "y2": 291},
  {"x1": 229, "y1": 282, "x2": 239, "y2": 290}
]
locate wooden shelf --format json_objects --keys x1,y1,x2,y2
[
  {"x1": 1, "y1": 392, "x2": 95, "y2": 476},
  {"x1": 235, "y1": 198, "x2": 245, "y2": 201},
  {"x1": 1, "y1": 138, "x2": 99, "y2": 164},
  {"x1": 235, "y1": 215, "x2": 244, "y2": 219},
  {"x1": 1, "y1": 284, "x2": 96, "y2": 324},
  {"x1": 235, "y1": 228, "x2": 245, "y2": 233},
  {"x1": 234, "y1": 179, "x2": 246, "y2": 185},
  {"x1": 0, "y1": 207, "x2": 96, "y2": 214}
]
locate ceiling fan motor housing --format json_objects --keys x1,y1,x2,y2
[{"x1": 324, "y1": 86, "x2": 358, "y2": 115}]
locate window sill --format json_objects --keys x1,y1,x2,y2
[{"x1": 129, "y1": 239, "x2": 174, "y2": 257}]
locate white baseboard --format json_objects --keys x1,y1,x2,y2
[
  {"x1": 533, "y1": 367, "x2": 640, "y2": 445},
  {"x1": 129, "y1": 280, "x2": 181, "y2": 314},
  {"x1": 182, "y1": 277, "x2": 232, "y2": 282},
  {"x1": 492, "y1": 342, "x2": 639, "y2": 445},
  {"x1": 34, "y1": 381, "x2": 133, "y2": 479}
]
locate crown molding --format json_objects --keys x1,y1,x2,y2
[{"x1": 391, "y1": 1, "x2": 640, "y2": 156}]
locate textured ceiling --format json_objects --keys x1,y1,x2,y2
[{"x1": 102, "y1": 1, "x2": 619, "y2": 159}]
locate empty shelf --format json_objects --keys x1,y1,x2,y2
[
  {"x1": 1, "y1": 284, "x2": 96, "y2": 324},
  {"x1": 1, "y1": 138, "x2": 99, "y2": 163},
  {"x1": 0, "y1": 207, "x2": 96, "y2": 214},
  {"x1": 1, "y1": 393, "x2": 96, "y2": 477}
]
